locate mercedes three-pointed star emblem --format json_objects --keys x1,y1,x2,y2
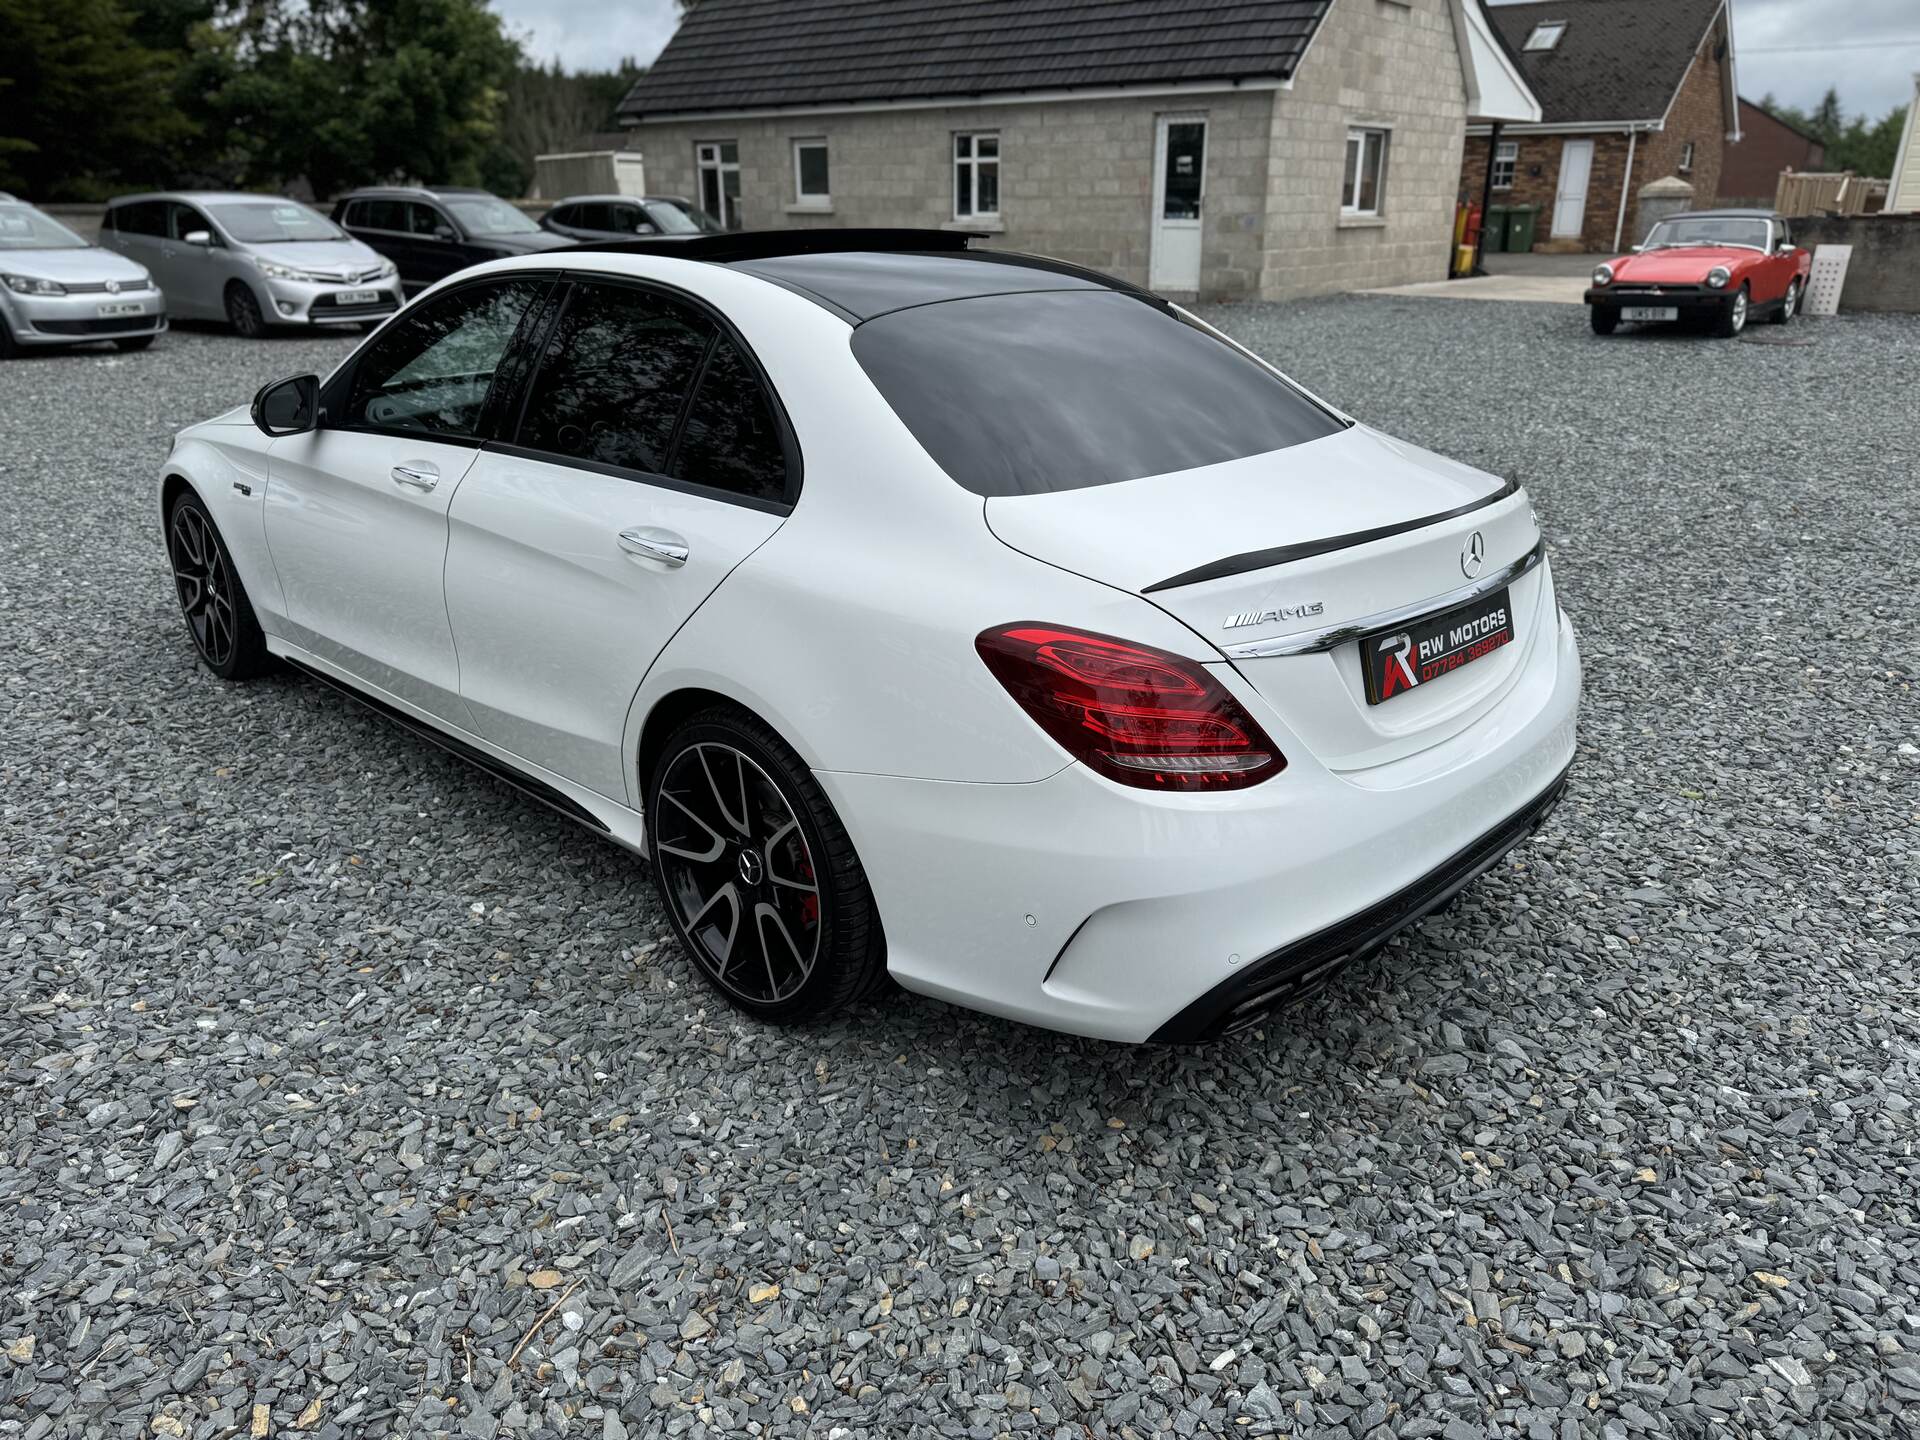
[{"x1": 1461, "y1": 531, "x2": 1486, "y2": 579}]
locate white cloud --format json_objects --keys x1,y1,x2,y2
[{"x1": 492, "y1": 0, "x2": 680, "y2": 72}]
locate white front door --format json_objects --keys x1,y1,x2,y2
[
  {"x1": 1552, "y1": 139, "x2": 1595, "y2": 239},
  {"x1": 1149, "y1": 115, "x2": 1207, "y2": 292}
]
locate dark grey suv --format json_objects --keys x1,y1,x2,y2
[
  {"x1": 538, "y1": 194, "x2": 724, "y2": 242},
  {"x1": 332, "y1": 186, "x2": 568, "y2": 292}
]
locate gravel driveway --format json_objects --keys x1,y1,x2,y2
[{"x1": 3, "y1": 301, "x2": 1916, "y2": 1440}]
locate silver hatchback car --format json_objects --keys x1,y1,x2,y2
[
  {"x1": 0, "y1": 193, "x2": 165, "y2": 356},
  {"x1": 101, "y1": 192, "x2": 404, "y2": 337}
]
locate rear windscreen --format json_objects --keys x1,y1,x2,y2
[{"x1": 850, "y1": 289, "x2": 1344, "y2": 497}]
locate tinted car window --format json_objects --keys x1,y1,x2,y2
[
  {"x1": 672, "y1": 335, "x2": 788, "y2": 503},
  {"x1": 113, "y1": 202, "x2": 167, "y2": 237},
  {"x1": 517, "y1": 282, "x2": 712, "y2": 474},
  {"x1": 851, "y1": 290, "x2": 1344, "y2": 496},
  {"x1": 572, "y1": 203, "x2": 611, "y2": 231},
  {"x1": 345, "y1": 279, "x2": 546, "y2": 437},
  {"x1": 357, "y1": 198, "x2": 407, "y2": 231},
  {"x1": 409, "y1": 203, "x2": 449, "y2": 237}
]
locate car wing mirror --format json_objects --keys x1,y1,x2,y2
[
  {"x1": 1630, "y1": 244, "x2": 1645, "y2": 253},
  {"x1": 251, "y1": 373, "x2": 322, "y2": 437},
  {"x1": 434, "y1": 226, "x2": 456, "y2": 241},
  {"x1": 184, "y1": 230, "x2": 213, "y2": 247},
  {"x1": 1776, "y1": 239, "x2": 1794, "y2": 253}
]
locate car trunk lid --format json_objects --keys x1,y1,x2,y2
[{"x1": 985, "y1": 425, "x2": 1547, "y2": 772}]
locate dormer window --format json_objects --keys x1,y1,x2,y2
[{"x1": 1524, "y1": 21, "x2": 1566, "y2": 51}]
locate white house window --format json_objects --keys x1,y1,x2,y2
[
  {"x1": 1491, "y1": 140, "x2": 1518, "y2": 190},
  {"x1": 954, "y1": 133, "x2": 1000, "y2": 220},
  {"x1": 1523, "y1": 21, "x2": 1566, "y2": 50},
  {"x1": 1342, "y1": 128, "x2": 1389, "y2": 215},
  {"x1": 1678, "y1": 140, "x2": 1696, "y2": 173},
  {"x1": 696, "y1": 141, "x2": 741, "y2": 230},
  {"x1": 793, "y1": 139, "x2": 830, "y2": 205}
]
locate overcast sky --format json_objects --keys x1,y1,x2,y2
[{"x1": 495, "y1": 0, "x2": 1920, "y2": 120}]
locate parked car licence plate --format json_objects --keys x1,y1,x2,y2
[
  {"x1": 336, "y1": 289, "x2": 380, "y2": 304},
  {"x1": 1360, "y1": 587, "x2": 1515, "y2": 706},
  {"x1": 1622, "y1": 306, "x2": 1679, "y2": 322},
  {"x1": 97, "y1": 301, "x2": 144, "y2": 317}
]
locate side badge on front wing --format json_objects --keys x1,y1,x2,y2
[{"x1": 1224, "y1": 602, "x2": 1324, "y2": 630}]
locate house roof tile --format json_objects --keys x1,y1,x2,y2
[
  {"x1": 1485, "y1": 0, "x2": 1724, "y2": 126},
  {"x1": 618, "y1": 0, "x2": 1333, "y2": 120}
]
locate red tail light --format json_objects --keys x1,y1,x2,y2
[{"x1": 976, "y1": 623, "x2": 1285, "y2": 790}]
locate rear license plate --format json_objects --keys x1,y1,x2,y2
[
  {"x1": 97, "y1": 301, "x2": 143, "y2": 317},
  {"x1": 1361, "y1": 587, "x2": 1515, "y2": 705},
  {"x1": 1622, "y1": 305, "x2": 1679, "y2": 321},
  {"x1": 336, "y1": 289, "x2": 379, "y2": 304}
]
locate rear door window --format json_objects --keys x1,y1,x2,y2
[
  {"x1": 114, "y1": 202, "x2": 167, "y2": 237},
  {"x1": 851, "y1": 289, "x2": 1343, "y2": 496},
  {"x1": 358, "y1": 199, "x2": 406, "y2": 231},
  {"x1": 671, "y1": 335, "x2": 789, "y2": 503},
  {"x1": 515, "y1": 281, "x2": 713, "y2": 475}
]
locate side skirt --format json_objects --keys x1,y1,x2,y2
[{"x1": 267, "y1": 640, "x2": 651, "y2": 856}]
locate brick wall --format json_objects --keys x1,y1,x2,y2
[
  {"x1": 1258, "y1": 0, "x2": 1467, "y2": 299},
  {"x1": 626, "y1": 90, "x2": 1275, "y2": 299},
  {"x1": 1636, "y1": 14, "x2": 1729, "y2": 232},
  {"x1": 1457, "y1": 11, "x2": 1732, "y2": 254}
]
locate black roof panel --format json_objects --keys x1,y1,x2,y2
[{"x1": 732, "y1": 250, "x2": 1125, "y2": 321}]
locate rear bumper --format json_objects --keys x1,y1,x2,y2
[
  {"x1": 818, "y1": 612, "x2": 1581, "y2": 1042},
  {"x1": 1151, "y1": 760, "x2": 1570, "y2": 1040}
]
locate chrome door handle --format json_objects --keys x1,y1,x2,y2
[
  {"x1": 617, "y1": 527, "x2": 689, "y2": 568},
  {"x1": 391, "y1": 461, "x2": 439, "y2": 492}
]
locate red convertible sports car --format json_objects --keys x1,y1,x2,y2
[{"x1": 1585, "y1": 209, "x2": 1813, "y2": 338}]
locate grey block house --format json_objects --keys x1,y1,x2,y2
[{"x1": 617, "y1": 0, "x2": 1538, "y2": 300}]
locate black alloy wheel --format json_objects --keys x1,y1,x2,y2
[
  {"x1": 166, "y1": 493, "x2": 269, "y2": 678},
  {"x1": 225, "y1": 283, "x2": 268, "y2": 338},
  {"x1": 648, "y1": 710, "x2": 885, "y2": 1021}
]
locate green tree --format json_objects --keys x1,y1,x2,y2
[
  {"x1": 490, "y1": 57, "x2": 643, "y2": 197},
  {"x1": 192, "y1": 0, "x2": 524, "y2": 198},
  {"x1": 1758, "y1": 89, "x2": 1907, "y2": 179},
  {"x1": 0, "y1": 0, "x2": 196, "y2": 198}
]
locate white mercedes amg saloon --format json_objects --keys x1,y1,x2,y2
[{"x1": 158, "y1": 230, "x2": 1580, "y2": 1042}]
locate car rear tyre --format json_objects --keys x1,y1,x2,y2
[
  {"x1": 114, "y1": 335, "x2": 156, "y2": 352},
  {"x1": 166, "y1": 491, "x2": 271, "y2": 679},
  {"x1": 647, "y1": 708, "x2": 886, "y2": 1023},
  {"x1": 1589, "y1": 306, "x2": 1619, "y2": 336},
  {"x1": 1772, "y1": 278, "x2": 1800, "y2": 325},
  {"x1": 225, "y1": 283, "x2": 269, "y2": 339},
  {"x1": 1713, "y1": 285, "x2": 1749, "y2": 338}
]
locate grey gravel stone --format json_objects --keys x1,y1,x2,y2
[{"x1": 2, "y1": 305, "x2": 1916, "y2": 1439}]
